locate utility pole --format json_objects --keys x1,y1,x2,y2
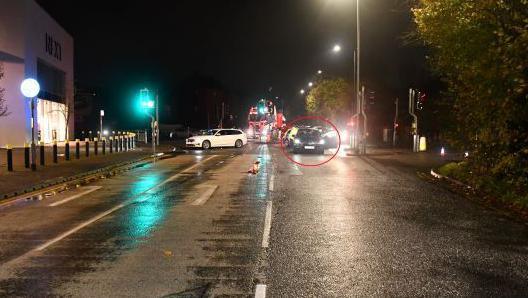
[
  {"x1": 409, "y1": 88, "x2": 419, "y2": 152},
  {"x1": 155, "y1": 92, "x2": 159, "y2": 146},
  {"x1": 360, "y1": 85, "x2": 367, "y2": 154},
  {"x1": 150, "y1": 114, "x2": 156, "y2": 157},
  {"x1": 393, "y1": 98, "x2": 398, "y2": 147}
]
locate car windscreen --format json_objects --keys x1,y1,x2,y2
[{"x1": 297, "y1": 129, "x2": 321, "y2": 141}]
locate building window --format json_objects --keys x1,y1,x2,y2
[{"x1": 37, "y1": 59, "x2": 65, "y2": 102}]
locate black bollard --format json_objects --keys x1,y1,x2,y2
[
  {"x1": 94, "y1": 138, "x2": 98, "y2": 155},
  {"x1": 119, "y1": 136, "x2": 123, "y2": 152},
  {"x1": 75, "y1": 139, "x2": 80, "y2": 159},
  {"x1": 85, "y1": 139, "x2": 90, "y2": 157},
  {"x1": 102, "y1": 138, "x2": 106, "y2": 155},
  {"x1": 124, "y1": 136, "x2": 128, "y2": 151},
  {"x1": 115, "y1": 136, "x2": 119, "y2": 152},
  {"x1": 109, "y1": 137, "x2": 113, "y2": 153},
  {"x1": 128, "y1": 135, "x2": 132, "y2": 150},
  {"x1": 39, "y1": 142, "x2": 45, "y2": 166},
  {"x1": 6, "y1": 145, "x2": 13, "y2": 172},
  {"x1": 24, "y1": 142, "x2": 30, "y2": 168},
  {"x1": 53, "y1": 141, "x2": 58, "y2": 163},
  {"x1": 65, "y1": 141, "x2": 70, "y2": 161}
]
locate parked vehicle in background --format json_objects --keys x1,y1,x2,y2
[{"x1": 186, "y1": 129, "x2": 247, "y2": 149}]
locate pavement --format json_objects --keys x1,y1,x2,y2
[
  {"x1": 0, "y1": 143, "x2": 178, "y2": 199},
  {"x1": 0, "y1": 142, "x2": 526, "y2": 297}
]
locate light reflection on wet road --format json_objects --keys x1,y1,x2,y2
[{"x1": 0, "y1": 142, "x2": 527, "y2": 297}]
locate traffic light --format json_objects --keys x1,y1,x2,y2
[
  {"x1": 417, "y1": 92, "x2": 426, "y2": 110},
  {"x1": 140, "y1": 88, "x2": 154, "y2": 109},
  {"x1": 257, "y1": 99, "x2": 267, "y2": 114}
]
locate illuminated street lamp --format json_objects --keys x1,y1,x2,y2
[
  {"x1": 317, "y1": 70, "x2": 323, "y2": 75},
  {"x1": 20, "y1": 78, "x2": 40, "y2": 171},
  {"x1": 300, "y1": 89, "x2": 305, "y2": 95},
  {"x1": 332, "y1": 44, "x2": 341, "y2": 53},
  {"x1": 308, "y1": 82, "x2": 313, "y2": 87}
]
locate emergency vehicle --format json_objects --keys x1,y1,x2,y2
[{"x1": 246, "y1": 99, "x2": 286, "y2": 143}]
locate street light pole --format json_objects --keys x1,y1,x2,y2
[
  {"x1": 21, "y1": 78, "x2": 40, "y2": 171},
  {"x1": 99, "y1": 110, "x2": 104, "y2": 140},
  {"x1": 355, "y1": 0, "x2": 362, "y2": 153},
  {"x1": 30, "y1": 98, "x2": 36, "y2": 171}
]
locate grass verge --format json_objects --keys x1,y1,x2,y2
[{"x1": 436, "y1": 161, "x2": 528, "y2": 220}]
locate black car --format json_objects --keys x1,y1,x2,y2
[{"x1": 291, "y1": 128, "x2": 325, "y2": 154}]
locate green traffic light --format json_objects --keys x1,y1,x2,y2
[{"x1": 139, "y1": 88, "x2": 154, "y2": 109}]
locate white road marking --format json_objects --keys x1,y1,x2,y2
[
  {"x1": 292, "y1": 164, "x2": 303, "y2": 176},
  {"x1": 261, "y1": 200, "x2": 272, "y2": 248},
  {"x1": 268, "y1": 174, "x2": 274, "y2": 191},
  {"x1": 48, "y1": 186, "x2": 102, "y2": 207},
  {"x1": 147, "y1": 155, "x2": 217, "y2": 193},
  {"x1": 255, "y1": 284, "x2": 267, "y2": 298},
  {"x1": 36, "y1": 203, "x2": 125, "y2": 251},
  {"x1": 190, "y1": 184, "x2": 218, "y2": 206},
  {"x1": 33, "y1": 155, "x2": 218, "y2": 252}
]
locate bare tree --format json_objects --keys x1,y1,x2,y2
[
  {"x1": 0, "y1": 62, "x2": 10, "y2": 117},
  {"x1": 49, "y1": 98, "x2": 73, "y2": 140}
]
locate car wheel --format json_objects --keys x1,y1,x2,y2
[
  {"x1": 235, "y1": 139, "x2": 243, "y2": 148},
  {"x1": 202, "y1": 140, "x2": 211, "y2": 149}
]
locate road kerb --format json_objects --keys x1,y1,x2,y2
[
  {"x1": 430, "y1": 168, "x2": 472, "y2": 189},
  {"x1": 0, "y1": 153, "x2": 179, "y2": 208}
]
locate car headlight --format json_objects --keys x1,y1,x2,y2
[
  {"x1": 341, "y1": 130, "x2": 348, "y2": 140},
  {"x1": 294, "y1": 138, "x2": 301, "y2": 144},
  {"x1": 319, "y1": 139, "x2": 325, "y2": 145}
]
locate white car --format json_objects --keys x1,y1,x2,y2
[{"x1": 186, "y1": 129, "x2": 247, "y2": 149}]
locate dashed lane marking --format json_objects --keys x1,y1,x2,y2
[
  {"x1": 146, "y1": 155, "x2": 218, "y2": 193},
  {"x1": 190, "y1": 184, "x2": 218, "y2": 206},
  {"x1": 33, "y1": 156, "x2": 218, "y2": 252},
  {"x1": 48, "y1": 186, "x2": 102, "y2": 207},
  {"x1": 36, "y1": 203, "x2": 125, "y2": 251},
  {"x1": 255, "y1": 284, "x2": 267, "y2": 298},
  {"x1": 261, "y1": 200, "x2": 272, "y2": 248},
  {"x1": 268, "y1": 174, "x2": 274, "y2": 191},
  {"x1": 292, "y1": 164, "x2": 303, "y2": 176}
]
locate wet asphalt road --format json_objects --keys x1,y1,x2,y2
[{"x1": 0, "y1": 142, "x2": 527, "y2": 297}]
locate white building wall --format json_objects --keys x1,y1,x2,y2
[{"x1": 0, "y1": 0, "x2": 73, "y2": 147}]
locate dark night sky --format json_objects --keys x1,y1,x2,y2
[{"x1": 36, "y1": 0, "x2": 432, "y2": 129}]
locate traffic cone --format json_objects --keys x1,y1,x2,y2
[{"x1": 248, "y1": 160, "x2": 261, "y2": 174}]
